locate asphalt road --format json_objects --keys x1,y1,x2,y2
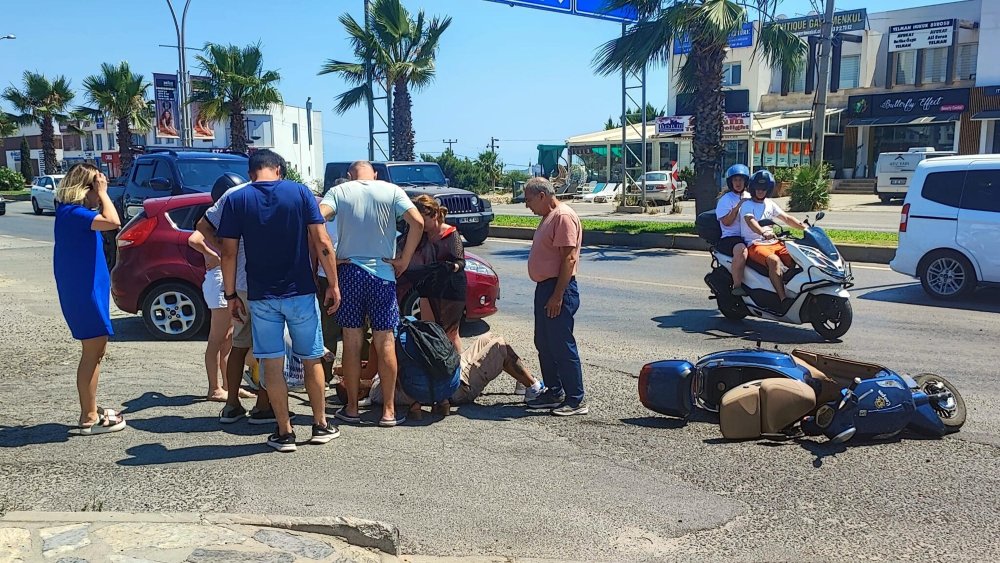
[{"x1": 2, "y1": 206, "x2": 999, "y2": 561}]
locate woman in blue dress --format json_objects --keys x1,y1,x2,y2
[{"x1": 53, "y1": 163, "x2": 125, "y2": 434}]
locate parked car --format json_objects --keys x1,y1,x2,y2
[
  {"x1": 111, "y1": 192, "x2": 499, "y2": 340},
  {"x1": 890, "y1": 155, "x2": 1000, "y2": 299},
  {"x1": 0, "y1": 194, "x2": 6, "y2": 216},
  {"x1": 636, "y1": 171, "x2": 686, "y2": 205},
  {"x1": 582, "y1": 182, "x2": 621, "y2": 203},
  {"x1": 29, "y1": 174, "x2": 65, "y2": 214},
  {"x1": 875, "y1": 147, "x2": 955, "y2": 203},
  {"x1": 324, "y1": 161, "x2": 494, "y2": 246}
]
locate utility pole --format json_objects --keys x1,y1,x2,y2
[
  {"x1": 488, "y1": 137, "x2": 500, "y2": 154},
  {"x1": 364, "y1": 0, "x2": 375, "y2": 161},
  {"x1": 811, "y1": 0, "x2": 836, "y2": 169},
  {"x1": 443, "y1": 139, "x2": 457, "y2": 151}
]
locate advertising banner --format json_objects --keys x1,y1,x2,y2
[
  {"x1": 777, "y1": 142, "x2": 789, "y2": 167},
  {"x1": 847, "y1": 88, "x2": 970, "y2": 118},
  {"x1": 753, "y1": 141, "x2": 762, "y2": 167},
  {"x1": 153, "y1": 73, "x2": 180, "y2": 139},
  {"x1": 656, "y1": 113, "x2": 751, "y2": 135},
  {"x1": 764, "y1": 142, "x2": 777, "y2": 167},
  {"x1": 190, "y1": 75, "x2": 215, "y2": 140},
  {"x1": 889, "y1": 20, "x2": 954, "y2": 52},
  {"x1": 770, "y1": 8, "x2": 866, "y2": 36},
  {"x1": 790, "y1": 143, "x2": 802, "y2": 167},
  {"x1": 674, "y1": 22, "x2": 754, "y2": 55},
  {"x1": 801, "y1": 143, "x2": 812, "y2": 166}
]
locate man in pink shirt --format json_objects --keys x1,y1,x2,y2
[{"x1": 524, "y1": 177, "x2": 587, "y2": 416}]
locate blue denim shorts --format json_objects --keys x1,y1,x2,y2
[
  {"x1": 336, "y1": 263, "x2": 400, "y2": 332},
  {"x1": 247, "y1": 294, "x2": 324, "y2": 360}
]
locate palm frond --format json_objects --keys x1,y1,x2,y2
[{"x1": 334, "y1": 84, "x2": 370, "y2": 115}]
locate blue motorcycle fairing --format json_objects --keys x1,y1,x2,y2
[{"x1": 639, "y1": 360, "x2": 695, "y2": 419}]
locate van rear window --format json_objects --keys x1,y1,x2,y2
[{"x1": 920, "y1": 171, "x2": 965, "y2": 208}]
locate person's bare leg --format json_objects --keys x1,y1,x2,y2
[
  {"x1": 342, "y1": 328, "x2": 364, "y2": 417},
  {"x1": 225, "y1": 346, "x2": 249, "y2": 410},
  {"x1": 767, "y1": 254, "x2": 786, "y2": 301},
  {"x1": 373, "y1": 330, "x2": 397, "y2": 422},
  {"x1": 77, "y1": 336, "x2": 109, "y2": 426},
  {"x1": 219, "y1": 326, "x2": 232, "y2": 392},
  {"x1": 261, "y1": 357, "x2": 292, "y2": 434},
  {"x1": 205, "y1": 309, "x2": 231, "y2": 400},
  {"x1": 302, "y1": 358, "x2": 327, "y2": 426},
  {"x1": 502, "y1": 346, "x2": 538, "y2": 388},
  {"x1": 731, "y1": 243, "x2": 747, "y2": 288}
]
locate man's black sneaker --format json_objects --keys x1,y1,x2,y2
[
  {"x1": 310, "y1": 422, "x2": 341, "y2": 444},
  {"x1": 219, "y1": 404, "x2": 247, "y2": 424},
  {"x1": 267, "y1": 431, "x2": 297, "y2": 452},
  {"x1": 526, "y1": 390, "x2": 566, "y2": 410},
  {"x1": 248, "y1": 408, "x2": 277, "y2": 425},
  {"x1": 552, "y1": 402, "x2": 590, "y2": 417}
]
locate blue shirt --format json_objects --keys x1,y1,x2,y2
[
  {"x1": 216, "y1": 179, "x2": 324, "y2": 300},
  {"x1": 320, "y1": 179, "x2": 414, "y2": 281}
]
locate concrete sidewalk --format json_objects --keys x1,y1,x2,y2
[{"x1": 0, "y1": 512, "x2": 397, "y2": 562}]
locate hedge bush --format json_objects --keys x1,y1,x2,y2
[
  {"x1": 787, "y1": 163, "x2": 831, "y2": 212},
  {"x1": 0, "y1": 167, "x2": 26, "y2": 192}
]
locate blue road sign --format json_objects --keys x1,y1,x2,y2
[
  {"x1": 483, "y1": 0, "x2": 572, "y2": 15},
  {"x1": 673, "y1": 22, "x2": 754, "y2": 55},
  {"x1": 574, "y1": 0, "x2": 637, "y2": 22}
]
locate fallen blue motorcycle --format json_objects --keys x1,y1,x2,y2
[{"x1": 638, "y1": 347, "x2": 966, "y2": 443}]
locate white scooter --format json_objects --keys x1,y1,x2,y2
[{"x1": 697, "y1": 211, "x2": 855, "y2": 340}]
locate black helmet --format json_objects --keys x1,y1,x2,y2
[
  {"x1": 725, "y1": 164, "x2": 750, "y2": 191},
  {"x1": 748, "y1": 170, "x2": 775, "y2": 198},
  {"x1": 211, "y1": 172, "x2": 248, "y2": 202}
]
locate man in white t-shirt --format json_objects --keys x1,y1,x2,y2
[
  {"x1": 319, "y1": 161, "x2": 424, "y2": 427},
  {"x1": 715, "y1": 164, "x2": 752, "y2": 295},
  {"x1": 741, "y1": 170, "x2": 807, "y2": 302}
]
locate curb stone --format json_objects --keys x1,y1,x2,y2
[{"x1": 489, "y1": 225, "x2": 897, "y2": 265}]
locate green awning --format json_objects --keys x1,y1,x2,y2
[{"x1": 536, "y1": 144, "x2": 566, "y2": 177}]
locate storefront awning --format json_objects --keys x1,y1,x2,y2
[
  {"x1": 846, "y1": 114, "x2": 961, "y2": 127},
  {"x1": 971, "y1": 110, "x2": 1000, "y2": 120}
]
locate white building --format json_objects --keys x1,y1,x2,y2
[{"x1": 3, "y1": 102, "x2": 324, "y2": 186}]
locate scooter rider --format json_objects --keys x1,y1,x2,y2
[
  {"x1": 716, "y1": 164, "x2": 752, "y2": 296},
  {"x1": 742, "y1": 170, "x2": 807, "y2": 302}
]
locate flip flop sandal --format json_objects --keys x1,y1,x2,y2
[
  {"x1": 334, "y1": 407, "x2": 361, "y2": 424},
  {"x1": 378, "y1": 414, "x2": 406, "y2": 427},
  {"x1": 79, "y1": 408, "x2": 126, "y2": 435}
]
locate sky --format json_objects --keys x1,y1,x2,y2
[{"x1": 0, "y1": 0, "x2": 945, "y2": 170}]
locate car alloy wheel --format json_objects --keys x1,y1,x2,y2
[
  {"x1": 926, "y1": 257, "x2": 966, "y2": 297},
  {"x1": 141, "y1": 282, "x2": 207, "y2": 340}
]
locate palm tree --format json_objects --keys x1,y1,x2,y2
[
  {"x1": 0, "y1": 112, "x2": 17, "y2": 137},
  {"x1": 190, "y1": 42, "x2": 283, "y2": 154},
  {"x1": 319, "y1": 0, "x2": 451, "y2": 161},
  {"x1": 594, "y1": 0, "x2": 805, "y2": 213},
  {"x1": 3, "y1": 72, "x2": 77, "y2": 174},
  {"x1": 78, "y1": 62, "x2": 151, "y2": 172}
]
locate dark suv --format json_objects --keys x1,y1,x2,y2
[
  {"x1": 324, "y1": 161, "x2": 493, "y2": 245},
  {"x1": 113, "y1": 149, "x2": 249, "y2": 222}
]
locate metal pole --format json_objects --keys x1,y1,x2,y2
[
  {"x1": 180, "y1": 0, "x2": 192, "y2": 147},
  {"x1": 811, "y1": 0, "x2": 836, "y2": 169},
  {"x1": 165, "y1": 0, "x2": 192, "y2": 147},
  {"x1": 620, "y1": 21, "x2": 627, "y2": 202},
  {"x1": 364, "y1": 0, "x2": 375, "y2": 161},
  {"x1": 640, "y1": 63, "x2": 647, "y2": 208}
]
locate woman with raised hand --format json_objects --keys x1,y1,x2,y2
[{"x1": 53, "y1": 163, "x2": 125, "y2": 435}]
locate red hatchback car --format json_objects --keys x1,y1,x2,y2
[{"x1": 111, "y1": 192, "x2": 500, "y2": 340}]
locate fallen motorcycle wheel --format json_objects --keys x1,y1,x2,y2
[
  {"x1": 915, "y1": 373, "x2": 967, "y2": 432},
  {"x1": 809, "y1": 296, "x2": 852, "y2": 340},
  {"x1": 717, "y1": 294, "x2": 748, "y2": 320}
]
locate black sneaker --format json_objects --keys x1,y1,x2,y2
[
  {"x1": 526, "y1": 390, "x2": 566, "y2": 410},
  {"x1": 219, "y1": 404, "x2": 247, "y2": 424},
  {"x1": 267, "y1": 431, "x2": 297, "y2": 452},
  {"x1": 310, "y1": 422, "x2": 341, "y2": 444},
  {"x1": 552, "y1": 402, "x2": 590, "y2": 417},
  {"x1": 248, "y1": 408, "x2": 277, "y2": 425}
]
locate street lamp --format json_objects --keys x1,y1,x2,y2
[{"x1": 165, "y1": 0, "x2": 192, "y2": 147}]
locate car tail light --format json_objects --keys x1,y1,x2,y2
[
  {"x1": 899, "y1": 203, "x2": 910, "y2": 233},
  {"x1": 638, "y1": 364, "x2": 652, "y2": 407},
  {"x1": 118, "y1": 214, "x2": 158, "y2": 248}
]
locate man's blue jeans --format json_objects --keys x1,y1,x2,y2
[{"x1": 533, "y1": 277, "x2": 584, "y2": 407}]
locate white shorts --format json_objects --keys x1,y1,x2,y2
[{"x1": 202, "y1": 267, "x2": 227, "y2": 310}]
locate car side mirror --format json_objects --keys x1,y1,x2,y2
[
  {"x1": 149, "y1": 177, "x2": 172, "y2": 191},
  {"x1": 445, "y1": 177, "x2": 450, "y2": 187}
]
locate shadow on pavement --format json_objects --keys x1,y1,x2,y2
[
  {"x1": 455, "y1": 402, "x2": 538, "y2": 422},
  {"x1": 117, "y1": 442, "x2": 266, "y2": 466},
  {"x1": 110, "y1": 316, "x2": 207, "y2": 343},
  {"x1": 620, "y1": 416, "x2": 688, "y2": 429},
  {"x1": 486, "y1": 246, "x2": 681, "y2": 263},
  {"x1": 122, "y1": 392, "x2": 200, "y2": 415},
  {"x1": 126, "y1": 415, "x2": 270, "y2": 437},
  {"x1": 651, "y1": 310, "x2": 830, "y2": 345},
  {"x1": 0, "y1": 423, "x2": 74, "y2": 447},
  {"x1": 859, "y1": 283, "x2": 1000, "y2": 313}
]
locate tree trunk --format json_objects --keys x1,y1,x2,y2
[
  {"x1": 690, "y1": 38, "x2": 728, "y2": 215},
  {"x1": 19, "y1": 137, "x2": 33, "y2": 184},
  {"x1": 40, "y1": 117, "x2": 57, "y2": 175},
  {"x1": 392, "y1": 79, "x2": 415, "y2": 161},
  {"x1": 116, "y1": 115, "x2": 134, "y2": 172},
  {"x1": 230, "y1": 103, "x2": 247, "y2": 154}
]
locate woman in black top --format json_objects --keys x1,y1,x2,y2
[{"x1": 401, "y1": 195, "x2": 467, "y2": 351}]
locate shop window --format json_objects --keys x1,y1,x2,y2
[
  {"x1": 95, "y1": 134, "x2": 103, "y2": 151},
  {"x1": 957, "y1": 43, "x2": 978, "y2": 80},
  {"x1": 839, "y1": 55, "x2": 860, "y2": 90},
  {"x1": 827, "y1": 113, "x2": 842, "y2": 135},
  {"x1": 569, "y1": 145, "x2": 611, "y2": 182},
  {"x1": 921, "y1": 171, "x2": 965, "y2": 208},
  {"x1": 722, "y1": 63, "x2": 742, "y2": 86},
  {"x1": 961, "y1": 170, "x2": 1000, "y2": 213},
  {"x1": 790, "y1": 67, "x2": 809, "y2": 92},
  {"x1": 788, "y1": 122, "x2": 803, "y2": 139},
  {"x1": 108, "y1": 133, "x2": 115, "y2": 149},
  {"x1": 658, "y1": 142, "x2": 679, "y2": 171},
  {"x1": 921, "y1": 47, "x2": 948, "y2": 84},
  {"x1": 895, "y1": 50, "x2": 917, "y2": 85}
]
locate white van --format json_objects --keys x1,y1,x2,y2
[
  {"x1": 890, "y1": 154, "x2": 1000, "y2": 299},
  {"x1": 875, "y1": 147, "x2": 956, "y2": 203}
]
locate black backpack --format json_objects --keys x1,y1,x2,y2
[{"x1": 396, "y1": 318, "x2": 462, "y2": 404}]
